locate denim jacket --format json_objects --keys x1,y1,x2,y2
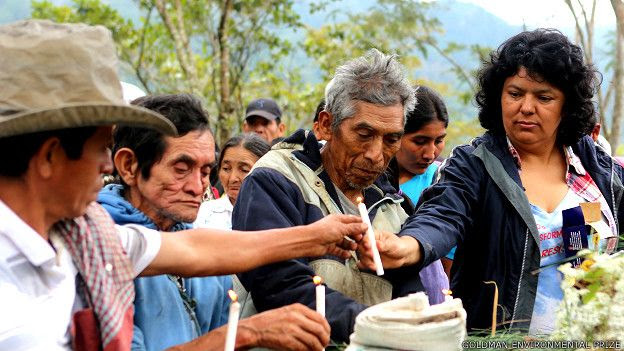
[{"x1": 98, "y1": 184, "x2": 232, "y2": 351}]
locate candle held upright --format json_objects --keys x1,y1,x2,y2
[
  {"x1": 224, "y1": 290, "x2": 240, "y2": 351},
  {"x1": 313, "y1": 275, "x2": 325, "y2": 317},
  {"x1": 356, "y1": 197, "x2": 384, "y2": 275}
]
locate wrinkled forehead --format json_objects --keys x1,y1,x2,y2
[
  {"x1": 345, "y1": 101, "x2": 404, "y2": 132},
  {"x1": 162, "y1": 130, "x2": 216, "y2": 163}
]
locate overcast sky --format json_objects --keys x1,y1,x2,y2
[{"x1": 460, "y1": 0, "x2": 615, "y2": 30}]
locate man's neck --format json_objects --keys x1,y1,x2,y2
[
  {"x1": 0, "y1": 177, "x2": 53, "y2": 238},
  {"x1": 124, "y1": 186, "x2": 176, "y2": 231}
]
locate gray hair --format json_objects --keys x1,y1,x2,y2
[{"x1": 324, "y1": 49, "x2": 416, "y2": 130}]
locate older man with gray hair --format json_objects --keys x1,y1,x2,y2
[{"x1": 232, "y1": 49, "x2": 446, "y2": 342}]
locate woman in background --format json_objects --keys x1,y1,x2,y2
[
  {"x1": 385, "y1": 85, "x2": 452, "y2": 304},
  {"x1": 195, "y1": 133, "x2": 270, "y2": 229},
  {"x1": 393, "y1": 86, "x2": 455, "y2": 277}
]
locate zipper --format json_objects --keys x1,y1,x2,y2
[
  {"x1": 168, "y1": 275, "x2": 202, "y2": 337},
  {"x1": 510, "y1": 228, "x2": 530, "y2": 328}
]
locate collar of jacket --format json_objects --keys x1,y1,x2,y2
[
  {"x1": 476, "y1": 132, "x2": 621, "y2": 231},
  {"x1": 97, "y1": 184, "x2": 190, "y2": 231}
]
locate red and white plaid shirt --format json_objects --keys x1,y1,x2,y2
[{"x1": 507, "y1": 137, "x2": 617, "y2": 236}]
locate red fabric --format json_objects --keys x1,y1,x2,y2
[
  {"x1": 71, "y1": 308, "x2": 101, "y2": 351},
  {"x1": 54, "y1": 203, "x2": 135, "y2": 349},
  {"x1": 71, "y1": 308, "x2": 134, "y2": 351},
  {"x1": 102, "y1": 309, "x2": 134, "y2": 351},
  {"x1": 211, "y1": 186, "x2": 220, "y2": 199}
]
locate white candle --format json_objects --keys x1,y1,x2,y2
[
  {"x1": 313, "y1": 276, "x2": 325, "y2": 317},
  {"x1": 224, "y1": 290, "x2": 240, "y2": 351},
  {"x1": 356, "y1": 197, "x2": 384, "y2": 276},
  {"x1": 442, "y1": 289, "x2": 453, "y2": 303}
]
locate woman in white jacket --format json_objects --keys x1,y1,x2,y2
[{"x1": 195, "y1": 133, "x2": 270, "y2": 229}]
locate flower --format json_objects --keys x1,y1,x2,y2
[
  {"x1": 580, "y1": 258, "x2": 595, "y2": 272},
  {"x1": 554, "y1": 252, "x2": 624, "y2": 344}
]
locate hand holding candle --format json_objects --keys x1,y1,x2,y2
[
  {"x1": 356, "y1": 197, "x2": 384, "y2": 276},
  {"x1": 313, "y1": 275, "x2": 325, "y2": 317},
  {"x1": 224, "y1": 290, "x2": 240, "y2": 351}
]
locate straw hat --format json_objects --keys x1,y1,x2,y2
[{"x1": 0, "y1": 20, "x2": 176, "y2": 138}]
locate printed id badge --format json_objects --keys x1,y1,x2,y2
[{"x1": 561, "y1": 206, "x2": 589, "y2": 268}]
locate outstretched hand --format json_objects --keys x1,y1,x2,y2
[
  {"x1": 357, "y1": 229, "x2": 422, "y2": 270},
  {"x1": 308, "y1": 214, "x2": 366, "y2": 259}
]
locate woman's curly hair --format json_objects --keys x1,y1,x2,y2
[{"x1": 475, "y1": 28, "x2": 599, "y2": 146}]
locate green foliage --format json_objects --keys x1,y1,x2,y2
[
  {"x1": 30, "y1": 0, "x2": 481, "y2": 145},
  {"x1": 302, "y1": 0, "x2": 440, "y2": 82},
  {"x1": 301, "y1": 0, "x2": 483, "y2": 148},
  {"x1": 444, "y1": 118, "x2": 484, "y2": 156},
  {"x1": 32, "y1": 0, "x2": 136, "y2": 46},
  {"x1": 31, "y1": 0, "x2": 305, "y2": 143}
]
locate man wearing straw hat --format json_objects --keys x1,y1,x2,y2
[{"x1": 0, "y1": 20, "x2": 366, "y2": 351}]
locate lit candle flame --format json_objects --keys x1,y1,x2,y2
[
  {"x1": 356, "y1": 196, "x2": 363, "y2": 204},
  {"x1": 228, "y1": 289, "x2": 238, "y2": 302},
  {"x1": 442, "y1": 288, "x2": 453, "y2": 296},
  {"x1": 313, "y1": 275, "x2": 322, "y2": 285}
]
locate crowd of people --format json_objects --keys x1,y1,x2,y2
[{"x1": 1, "y1": 18, "x2": 622, "y2": 351}]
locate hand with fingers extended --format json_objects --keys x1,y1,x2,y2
[
  {"x1": 240, "y1": 303, "x2": 330, "y2": 351},
  {"x1": 357, "y1": 229, "x2": 422, "y2": 271},
  {"x1": 306, "y1": 214, "x2": 366, "y2": 259}
]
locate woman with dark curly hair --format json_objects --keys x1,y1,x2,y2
[{"x1": 359, "y1": 29, "x2": 623, "y2": 335}]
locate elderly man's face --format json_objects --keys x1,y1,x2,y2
[
  {"x1": 320, "y1": 101, "x2": 404, "y2": 190},
  {"x1": 133, "y1": 130, "x2": 215, "y2": 229}
]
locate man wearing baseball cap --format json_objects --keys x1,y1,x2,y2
[
  {"x1": 0, "y1": 20, "x2": 366, "y2": 351},
  {"x1": 242, "y1": 98, "x2": 286, "y2": 143}
]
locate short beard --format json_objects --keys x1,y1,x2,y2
[
  {"x1": 157, "y1": 208, "x2": 196, "y2": 225},
  {"x1": 345, "y1": 177, "x2": 375, "y2": 190},
  {"x1": 345, "y1": 179, "x2": 365, "y2": 190}
]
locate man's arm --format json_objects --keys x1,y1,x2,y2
[
  {"x1": 358, "y1": 145, "x2": 481, "y2": 270},
  {"x1": 167, "y1": 304, "x2": 329, "y2": 351},
  {"x1": 141, "y1": 214, "x2": 365, "y2": 277}
]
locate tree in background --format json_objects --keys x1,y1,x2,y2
[
  {"x1": 565, "y1": 0, "x2": 624, "y2": 154},
  {"x1": 611, "y1": 0, "x2": 624, "y2": 154},
  {"x1": 302, "y1": 0, "x2": 484, "y2": 154},
  {"x1": 31, "y1": 0, "x2": 482, "y2": 149},
  {"x1": 32, "y1": 0, "x2": 302, "y2": 144}
]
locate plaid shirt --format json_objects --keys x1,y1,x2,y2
[{"x1": 507, "y1": 137, "x2": 617, "y2": 236}]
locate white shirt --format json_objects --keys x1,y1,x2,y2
[
  {"x1": 0, "y1": 200, "x2": 161, "y2": 350},
  {"x1": 193, "y1": 196, "x2": 234, "y2": 230}
]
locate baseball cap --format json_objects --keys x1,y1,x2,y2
[{"x1": 245, "y1": 98, "x2": 282, "y2": 121}]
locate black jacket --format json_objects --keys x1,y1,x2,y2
[
  {"x1": 232, "y1": 129, "x2": 423, "y2": 342},
  {"x1": 400, "y1": 132, "x2": 624, "y2": 331}
]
